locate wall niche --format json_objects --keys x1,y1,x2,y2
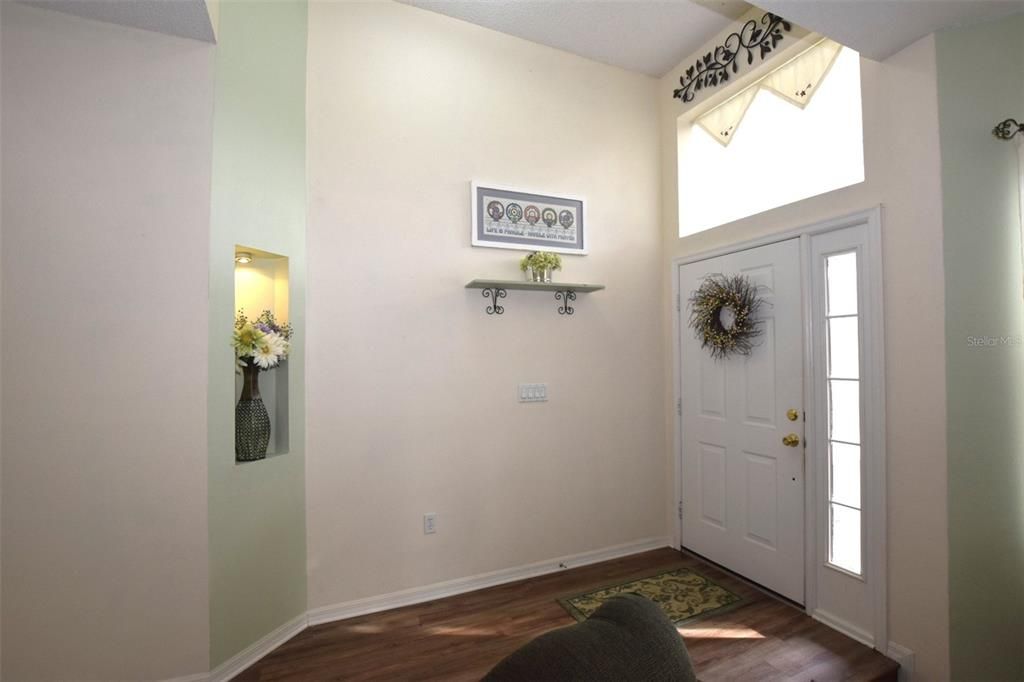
[{"x1": 234, "y1": 246, "x2": 290, "y2": 461}]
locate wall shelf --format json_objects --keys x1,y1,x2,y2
[{"x1": 465, "y1": 279, "x2": 605, "y2": 315}]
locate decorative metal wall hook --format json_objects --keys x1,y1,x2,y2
[
  {"x1": 482, "y1": 287, "x2": 506, "y2": 315},
  {"x1": 993, "y1": 118, "x2": 1024, "y2": 140},
  {"x1": 555, "y1": 290, "x2": 576, "y2": 315}
]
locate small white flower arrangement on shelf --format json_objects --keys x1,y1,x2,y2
[{"x1": 232, "y1": 310, "x2": 292, "y2": 371}]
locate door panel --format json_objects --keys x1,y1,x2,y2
[
  {"x1": 744, "y1": 450, "x2": 778, "y2": 549},
  {"x1": 699, "y1": 443, "x2": 727, "y2": 527},
  {"x1": 699, "y1": 357, "x2": 726, "y2": 418},
  {"x1": 679, "y1": 238, "x2": 804, "y2": 604},
  {"x1": 743, "y1": 317, "x2": 776, "y2": 425}
]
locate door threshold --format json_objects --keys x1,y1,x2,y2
[{"x1": 679, "y1": 545, "x2": 805, "y2": 610}]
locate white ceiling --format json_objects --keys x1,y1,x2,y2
[
  {"x1": 759, "y1": 0, "x2": 1024, "y2": 60},
  {"x1": 21, "y1": 0, "x2": 1022, "y2": 73},
  {"x1": 398, "y1": 0, "x2": 751, "y2": 77},
  {"x1": 401, "y1": 0, "x2": 1024, "y2": 75},
  {"x1": 19, "y1": 0, "x2": 216, "y2": 43}
]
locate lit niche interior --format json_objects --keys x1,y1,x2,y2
[{"x1": 234, "y1": 246, "x2": 290, "y2": 461}]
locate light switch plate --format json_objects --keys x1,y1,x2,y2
[{"x1": 518, "y1": 383, "x2": 548, "y2": 402}]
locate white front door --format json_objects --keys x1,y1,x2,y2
[{"x1": 678, "y1": 238, "x2": 805, "y2": 604}]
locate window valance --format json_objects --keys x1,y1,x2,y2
[{"x1": 696, "y1": 39, "x2": 843, "y2": 146}]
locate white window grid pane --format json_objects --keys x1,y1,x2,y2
[
  {"x1": 829, "y1": 503, "x2": 862, "y2": 575},
  {"x1": 828, "y1": 379, "x2": 861, "y2": 445},
  {"x1": 829, "y1": 441, "x2": 861, "y2": 509},
  {"x1": 827, "y1": 316, "x2": 860, "y2": 379},
  {"x1": 826, "y1": 251, "x2": 858, "y2": 316}
]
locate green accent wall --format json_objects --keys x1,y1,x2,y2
[
  {"x1": 937, "y1": 14, "x2": 1024, "y2": 681},
  {"x1": 207, "y1": 0, "x2": 308, "y2": 667}
]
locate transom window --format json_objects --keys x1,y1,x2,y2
[{"x1": 677, "y1": 46, "x2": 865, "y2": 237}]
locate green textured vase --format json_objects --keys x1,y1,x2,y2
[{"x1": 235, "y1": 362, "x2": 270, "y2": 462}]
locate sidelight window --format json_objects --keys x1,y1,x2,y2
[{"x1": 824, "y1": 251, "x2": 862, "y2": 575}]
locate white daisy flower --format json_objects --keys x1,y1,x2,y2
[{"x1": 253, "y1": 339, "x2": 281, "y2": 369}]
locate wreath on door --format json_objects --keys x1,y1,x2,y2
[{"x1": 688, "y1": 274, "x2": 766, "y2": 360}]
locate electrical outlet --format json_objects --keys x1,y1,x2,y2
[
  {"x1": 518, "y1": 383, "x2": 548, "y2": 402},
  {"x1": 423, "y1": 513, "x2": 437, "y2": 535}
]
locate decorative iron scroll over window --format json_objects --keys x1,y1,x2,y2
[{"x1": 672, "y1": 12, "x2": 792, "y2": 104}]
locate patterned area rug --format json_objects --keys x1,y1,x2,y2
[{"x1": 559, "y1": 568, "x2": 746, "y2": 625}]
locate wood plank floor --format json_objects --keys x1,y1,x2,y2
[{"x1": 236, "y1": 548, "x2": 899, "y2": 681}]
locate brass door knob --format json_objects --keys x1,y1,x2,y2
[
  {"x1": 782, "y1": 433, "x2": 801, "y2": 447},
  {"x1": 787, "y1": 409, "x2": 800, "y2": 421}
]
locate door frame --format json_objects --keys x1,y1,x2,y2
[{"x1": 671, "y1": 206, "x2": 887, "y2": 649}]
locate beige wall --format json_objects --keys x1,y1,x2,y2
[
  {"x1": 0, "y1": 4, "x2": 213, "y2": 679},
  {"x1": 205, "y1": 0, "x2": 219, "y2": 40},
  {"x1": 305, "y1": 0, "x2": 666, "y2": 610},
  {"x1": 659, "y1": 35, "x2": 950, "y2": 679}
]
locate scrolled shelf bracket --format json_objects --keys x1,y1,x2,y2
[
  {"x1": 555, "y1": 290, "x2": 577, "y2": 316},
  {"x1": 482, "y1": 287, "x2": 507, "y2": 315}
]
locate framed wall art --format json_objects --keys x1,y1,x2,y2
[{"x1": 470, "y1": 182, "x2": 587, "y2": 255}]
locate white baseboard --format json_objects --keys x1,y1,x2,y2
[
  {"x1": 163, "y1": 536, "x2": 671, "y2": 681},
  {"x1": 886, "y1": 641, "x2": 915, "y2": 681},
  {"x1": 811, "y1": 608, "x2": 875, "y2": 648},
  {"x1": 811, "y1": 610, "x2": 914, "y2": 681},
  {"x1": 206, "y1": 612, "x2": 308, "y2": 682},
  {"x1": 306, "y1": 536, "x2": 673, "y2": 626}
]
